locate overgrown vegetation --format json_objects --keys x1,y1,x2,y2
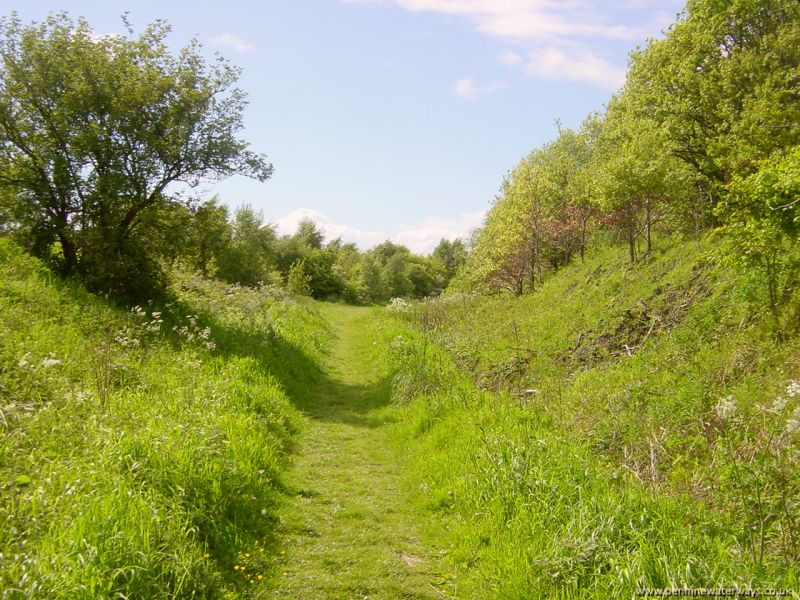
[
  {"x1": 171, "y1": 204, "x2": 468, "y2": 304},
  {"x1": 0, "y1": 238, "x2": 328, "y2": 597},
  {"x1": 456, "y1": 0, "x2": 800, "y2": 327},
  {"x1": 379, "y1": 238, "x2": 800, "y2": 597},
  {"x1": 2, "y1": 1, "x2": 800, "y2": 597}
]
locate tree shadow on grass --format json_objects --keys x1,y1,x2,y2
[{"x1": 190, "y1": 306, "x2": 393, "y2": 429}]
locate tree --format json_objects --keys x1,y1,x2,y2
[
  {"x1": 626, "y1": 0, "x2": 800, "y2": 199},
  {"x1": 591, "y1": 96, "x2": 694, "y2": 262},
  {"x1": 720, "y1": 146, "x2": 800, "y2": 330},
  {"x1": 286, "y1": 259, "x2": 312, "y2": 297},
  {"x1": 357, "y1": 255, "x2": 384, "y2": 303},
  {"x1": 0, "y1": 14, "x2": 272, "y2": 299},
  {"x1": 382, "y1": 253, "x2": 413, "y2": 298},
  {"x1": 294, "y1": 218, "x2": 324, "y2": 250},
  {"x1": 432, "y1": 238, "x2": 468, "y2": 278},
  {"x1": 187, "y1": 197, "x2": 232, "y2": 276},
  {"x1": 217, "y1": 205, "x2": 277, "y2": 286}
]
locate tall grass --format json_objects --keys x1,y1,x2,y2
[
  {"x1": 0, "y1": 239, "x2": 328, "y2": 598},
  {"x1": 378, "y1": 237, "x2": 800, "y2": 598}
]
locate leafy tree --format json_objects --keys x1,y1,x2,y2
[
  {"x1": 382, "y1": 253, "x2": 413, "y2": 299},
  {"x1": 303, "y1": 247, "x2": 344, "y2": 299},
  {"x1": 432, "y1": 238, "x2": 468, "y2": 281},
  {"x1": 286, "y1": 259, "x2": 312, "y2": 296},
  {"x1": 720, "y1": 146, "x2": 800, "y2": 329},
  {"x1": 294, "y1": 218, "x2": 324, "y2": 250},
  {"x1": 0, "y1": 14, "x2": 272, "y2": 299},
  {"x1": 217, "y1": 205, "x2": 277, "y2": 287},
  {"x1": 591, "y1": 98, "x2": 693, "y2": 262},
  {"x1": 627, "y1": 0, "x2": 800, "y2": 195},
  {"x1": 187, "y1": 197, "x2": 232, "y2": 276},
  {"x1": 357, "y1": 255, "x2": 384, "y2": 303}
]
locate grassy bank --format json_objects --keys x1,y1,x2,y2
[
  {"x1": 377, "y1": 237, "x2": 800, "y2": 598},
  {"x1": 0, "y1": 239, "x2": 329, "y2": 598}
]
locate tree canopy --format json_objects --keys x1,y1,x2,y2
[
  {"x1": 0, "y1": 13, "x2": 272, "y2": 298},
  {"x1": 455, "y1": 0, "x2": 800, "y2": 316}
]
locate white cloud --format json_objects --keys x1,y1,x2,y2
[
  {"x1": 274, "y1": 208, "x2": 386, "y2": 249},
  {"x1": 394, "y1": 211, "x2": 484, "y2": 253},
  {"x1": 354, "y1": 1, "x2": 645, "y2": 43},
  {"x1": 344, "y1": 0, "x2": 681, "y2": 89},
  {"x1": 273, "y1": 208, "x2": 484, "y2": 254},
  {"x1": 497, "y1": 50, "x2": 523, "y2": 66},
  {"x1": 525, "y1": 48, "x2": 626, "y2": 90},
  {"x1": 454, "y1": 77, "x2": 509, "y2": 100},
  {"x1": 210, "y1": 33, "x2": 255, "y2": 54}
]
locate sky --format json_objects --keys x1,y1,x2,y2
[{"x1": 8, "y1": 0, "x2": 684, "y2": 253}]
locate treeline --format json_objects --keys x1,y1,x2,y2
[
  {"x1": 174, "y1": 198, "x2": 468, "y2": 303},
  {"x1": 0, "y1": 13, "x2": 467, "y2": 303},
  {"x1": 456, "y1": 0, "x2": 800, "y2": 314}
]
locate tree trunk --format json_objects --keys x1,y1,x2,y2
[
  {"x1": 58, "y1": 231, "x2": 78, "y2": 275},
  {"x1": 628, "y1": 220, "x2": 636, "y2": 264}
]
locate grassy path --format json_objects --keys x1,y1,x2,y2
[{"x1": 264, "y1": 304, "x2": 447, "y2": 599}]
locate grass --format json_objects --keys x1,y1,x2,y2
[
  {"x1": 264, "y1": 303, "x2": 454, "y2": 599},
  {"x1": 377, "y1": 236, "x2": 800, "y2": 598},
  {"x1": 0, "y1": 238, "x2": 328, "y2": 598},
  {"x1": 4, "y1": 233, "x2": 800, "y2": 598},
  {"x1": 0, "y1": 242, "x2": 455, "y2": 598}
]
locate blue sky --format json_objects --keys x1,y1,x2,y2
[{"x1": 10, "y1": 0, "x2": 683, "y2": 253}]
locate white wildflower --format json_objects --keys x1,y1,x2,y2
[
  {"x1": 715, "y1": 395, "x2": 737, "y2": 420},
  {"x1": 17, "y1": 352, "x2": 31, "y2": 368},
  {"x1": 40, "y1": 357, "x2": 61, "y2": 368},
  {"x1": 786, "y1": 380, "x2": 800, "y2": 398},
  {"x1": 387, "y1": 297, "x2": 409, "y2": 312},
  {"x1": 786, "y1": 407, "x2": 800, "y2": 435},
  {"x1": 772, "y1": 396, "x2": 789, "y2": 412}
]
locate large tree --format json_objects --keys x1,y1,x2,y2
[{"x1": 0, "y1": 13, "x2": 272, "y2": 298}]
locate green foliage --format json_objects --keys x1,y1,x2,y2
[
  {"x1": 0, "y1": 13, "x2": 272, "y2": 301},
  {"x1": 717, "y1": 146, "x2": 800, "y2": 331},
  {"x1": 217, "y1": 204, "x2": 279, "y2": 287},
  {"x1": 457, "y1": 0, "x2": 800, "y2": 315},
  {"x1": 286, "y1": 258, "x2": 312, "y2": 297},
  {"x1": 378, "y1": 238, "x2": 800, "y2": 597},
  {"x1": 0, "y1": 238, "x2": 328, "y2": 597}
]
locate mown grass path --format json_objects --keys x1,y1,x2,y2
[{"x1": 264, "y1": 304, "x2": 447, "y2": 599}]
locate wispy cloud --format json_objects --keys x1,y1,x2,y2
[
  {"x1": 497, "y1": 50, "x2": 523, "y2": 67},
  {"x1": 274, "y1": 208, "x2": 483, "y2": 254},
  {"x1": 394, "y1": 211, "x2": 484, "y2": 253},
  {"x1": 348, "y1": 1, "x2": 646, "y2": 43},
  {"x1": 210, "y1": 33, "x2": 255, "y2": 54},
  {"x1": 525, "y1": 48, "x2": 626, "y2": 90},
  {"x1": 275, "y1": 209, "x2": 386, "y2": 249},
  {"x1": 345, "y1": 0, "x2": 681, "y2": 90},
  {"x1": 454, "y1": 77, "x2": 509, "y2": 100}
]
